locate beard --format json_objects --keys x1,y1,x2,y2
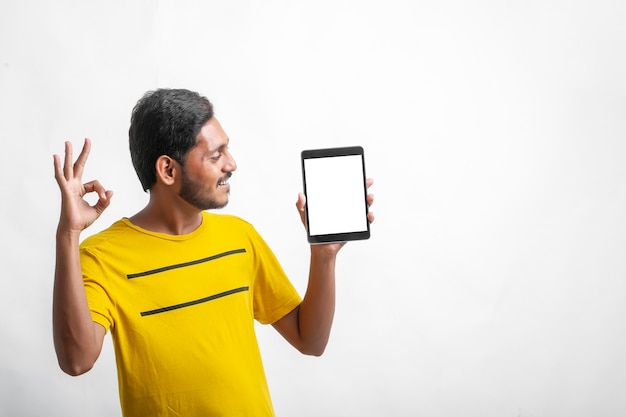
[{"x1": 179, "y1": 170, "x2": 230, "y2": 210}]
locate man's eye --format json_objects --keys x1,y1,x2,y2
[{"x1": 209, "y1": 153, "x2": 222, "y2": 161}]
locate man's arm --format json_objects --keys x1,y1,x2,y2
[
  {"x1": 52, "y1": 139, "x2": 112, "y2": 375},
  {"x1": 273, "y1": 181, "x2": 374, "y2": 356},
  {"x1": 53, "y1": 229, "x2": 107, "y2": 375},
  {"x1": 272, "y1": 245, "x2": 338, "y2": 356}
]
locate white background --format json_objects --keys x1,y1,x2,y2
[{"x1": 1, "y1": 1, "x2": 625, "y2": 416}]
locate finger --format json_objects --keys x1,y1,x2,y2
[
  {"x1": 295, "y1": 192, "x2": 306, "y2": 226},
  {"x1": 295, "y1": 192, "x2": 306, "y2": 212},
  {"x1": 364, "y1": 179, "x2": 374, "y2": 224},
  {"x1": 93, "y1": 190, "x2": 114, "y2": 215},
  {"x1": 84, "y1": 180, "x2": 108, "y2": 201},
  {"x1": 53, "y1": 154, "x2": 65, "y2": 184},
  {"x1": 63, "y1": 141, "x2": 74, "y2": 180},
  {"x1": 73, "y1": 138, "x2": 92, "y2": 179}
]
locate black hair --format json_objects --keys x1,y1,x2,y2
[{"x1": 128, "y1": 88, "x2": 214, "y2": 191}]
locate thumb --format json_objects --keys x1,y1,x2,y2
[
  {"x1": 295, "y1": 192, "x2": 306, "y2": 211},
  {"x1": 93, "y1": 190, "x2": 114, "y2": 215},
  {"x1": 295, "y1": 192, "x2": 306, "y2": 226}
]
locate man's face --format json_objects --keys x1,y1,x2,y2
[{"x1": 178, "y1": 117, "x2": 237, "y2": 210}]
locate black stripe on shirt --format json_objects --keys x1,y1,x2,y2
[
  {"x1": 126, "y1": 248, "x2": 247, "y2": 279},
  {"x1": 140, "y1": 286, "x2": 250, "y2": 317}
]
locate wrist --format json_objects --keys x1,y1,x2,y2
[
  {"x1": 309, "y1": 244, "x2": 340, "y2": 260},
  {"x1": 56, "y1": 224, "x2": 82, "y2": 241}
]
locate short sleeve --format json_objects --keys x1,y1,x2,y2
[
  {"x1": 248, "y1": 229, "x2": 302, "y2": 325},
  {"x1": 81, "y1": 247, "x2": 114, "y2": 332}
]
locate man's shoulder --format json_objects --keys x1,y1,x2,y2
[
  {"x1": 202, "y1": 212, "x2": 268, "y2": 244},
  {"x1": 202, "y1": 211, "x2": 253, "y2": 228},
  {"x1": 80, "y1": 219, "x2": 133, "y2": 251}
]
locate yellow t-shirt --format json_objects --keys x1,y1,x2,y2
[{"x1": 80, "y1": 212, "x2": 302, "y2": 417}]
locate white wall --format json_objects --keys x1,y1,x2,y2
[{"x1": 1, "y1": 1, "x2": 625, "y2": 416}]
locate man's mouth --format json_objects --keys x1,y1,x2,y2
[{"x1": 218, "y1": 173, "x2": 232, "y2": 187}]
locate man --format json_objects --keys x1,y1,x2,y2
[{"x1": 52, "y1": 88, "x2": 374, "y2": 416}]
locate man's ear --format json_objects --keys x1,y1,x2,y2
[{"x1": 155, "y1": 155, "x2": 179, "y2": 186}]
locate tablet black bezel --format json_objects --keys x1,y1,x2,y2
[{"x1": 301, "y1": 146, "x2": 370, "y2": 244}]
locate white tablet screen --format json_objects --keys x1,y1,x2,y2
[{"x1": 301, "y1": 147, "x2": 369, "y2": 243}]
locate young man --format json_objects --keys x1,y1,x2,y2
[{"x1": 52, "y1": 88, "x2": 374, "y2": 416}]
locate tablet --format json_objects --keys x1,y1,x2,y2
[{"x1": 301, "y1": 146, "x2": 370, "y2": 244}]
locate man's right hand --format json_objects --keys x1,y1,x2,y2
[
  {"x1": 53, "y1": 139, "x2": 113, "y2": 233},
  {"x1": 52, "y1": 138, "x2": 111, "y2": 375}
]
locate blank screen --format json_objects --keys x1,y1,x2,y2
[{"x1": 304, "y1": 154, "x2": 368, "y2": 236}]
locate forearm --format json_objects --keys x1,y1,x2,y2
[
  {"x1": 53, "y1": 229, "x2": 101, "y2": 375},
  {"x1": 296, "y1": 247, "x2": 338, "y2": 355}
]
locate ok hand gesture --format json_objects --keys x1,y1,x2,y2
[{"x1": 53, "y1": 139, "x2": 113, "y2": 234}]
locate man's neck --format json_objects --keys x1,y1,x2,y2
[{"x1": 128, "y1": 193, "x2": 203, "y2": 235}]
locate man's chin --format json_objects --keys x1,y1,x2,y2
[
  {"x1": 210, "y1": 201, "x2": 228, "y2": 210},
  {"x1": 182, "y1": 195, "x2": 229, "y2": 211},
  {"x1": 205, "y1": 197, "x2": 229, "y2": 211}
]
